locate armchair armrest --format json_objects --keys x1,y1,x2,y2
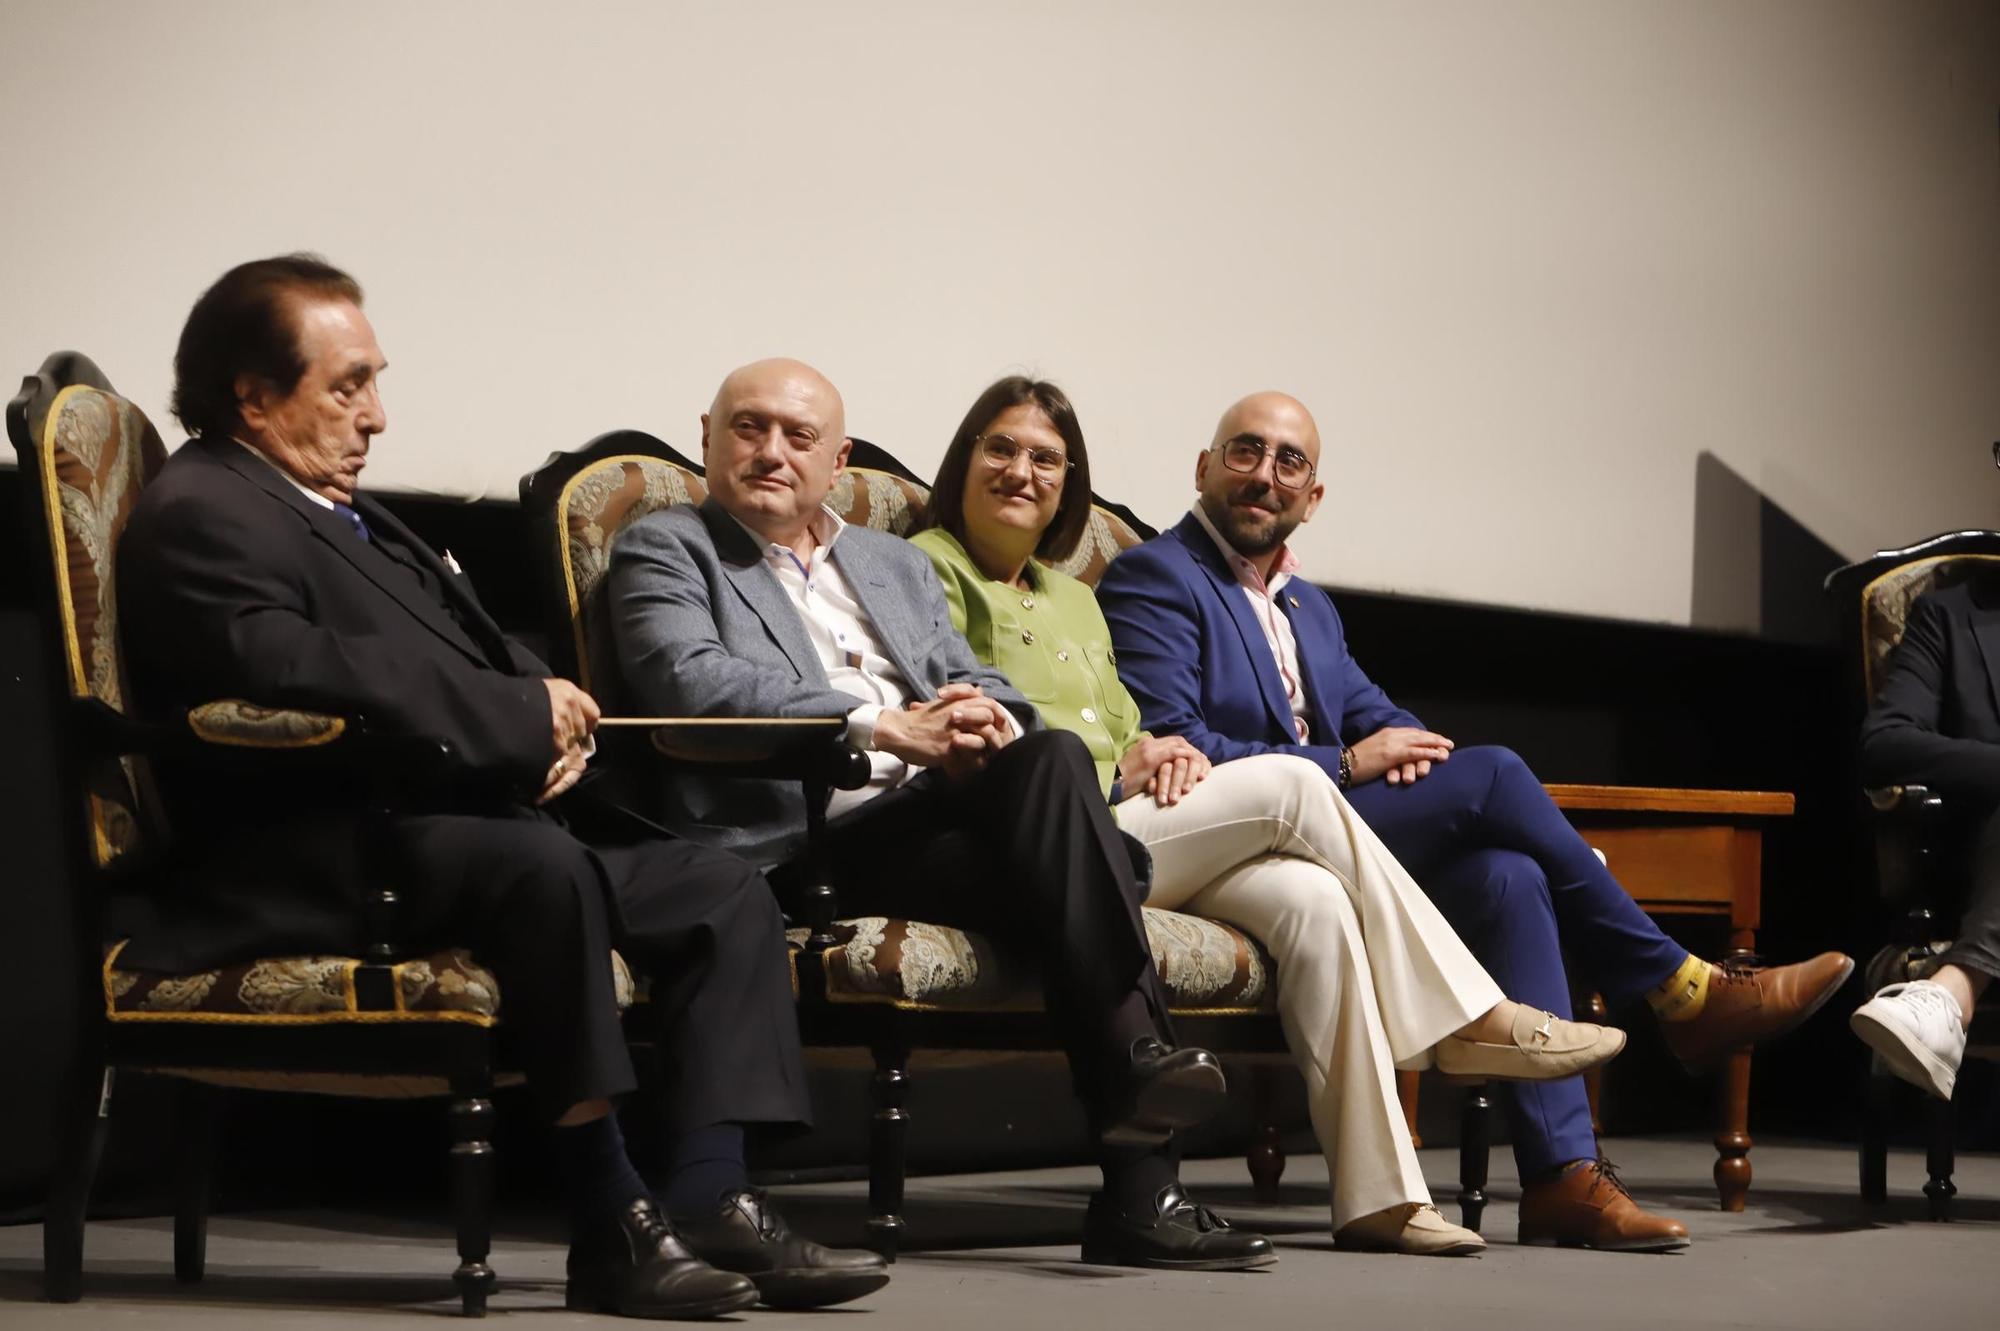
[
  {"x1": 68, "y1": 695, "x2": 457, "y2": 773},
  {"x1": 642, "y1": 717, "x2": 871, "y2": 790},
  {"x1": 1862, "y1": 782, "x2": 1949, "y2": 933}
]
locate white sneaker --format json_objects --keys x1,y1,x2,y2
[{"x1": 1850, "y1": 980, "x2": 1965, "y2": 1100}]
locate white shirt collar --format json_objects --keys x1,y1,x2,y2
[
  {"x1": 726, "y1": 504, "x2": 847, "y2": 567},
  {"x1": 229, "y1": 436, "x2": 336, "y2": 511}
]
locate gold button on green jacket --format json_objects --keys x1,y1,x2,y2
[{"x1": 911, "y1": 528, "x2": 1149, "y2": 800}]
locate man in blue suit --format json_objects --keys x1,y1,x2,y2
[{"x1": 1098, "y1": 390, "x2": 1854, "y2": 1251}]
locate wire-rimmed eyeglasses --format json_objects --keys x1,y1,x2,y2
[
  {"x1": 1214, "y1": 435, "x2": 1316, "y2": 490},
  {"x1": 977, "y1": 434, "x2": 1072, "y2": 487}
]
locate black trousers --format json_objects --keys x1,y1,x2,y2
[
  {"x1": 1943, "y1": 803, "x2": 2000, "y2": 982},
  {"x1": 397, "y1": 810, "x2": 810, "y2": 1132},
  {"x1": 794, "y1": 729, "x2": 1172, "y2": 1117}
]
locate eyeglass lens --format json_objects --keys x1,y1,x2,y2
[
  {"x1": 1223, "y1": 438, "x2": 1312, "y2": 487},
  {"x1": 981, "y1": 435, "x2": 1068, "y2": 477}
]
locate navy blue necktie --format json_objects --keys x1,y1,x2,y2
[{"x1": 331, "y1": 501, "x2": 371, "y2": 542}]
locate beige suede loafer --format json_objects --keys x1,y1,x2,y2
[
  {"x1": 1335, "y1": 1203, "x2": 1485, "y2": 1257},
  {"x1": 1433, "y1": 1007, "x2": 1626, "y2": 1081}
]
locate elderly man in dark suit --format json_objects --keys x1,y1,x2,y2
[
  {"x1": 118, "y1": 256, "x2": 885, "y2": 1317},
  {"x1": 604, "y1": 358, "x2": 1272, "y2": 1271},
  {"x1": 1852, "y1": 564, "x2": 2000, "y2": 1099}
]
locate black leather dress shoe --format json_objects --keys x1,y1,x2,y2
[
  {"x1": 674, "y1": 1188, "x2": 890, "y2": 1310},
  {"x1": 566, "y1": 1197, "x2": 759, "y2": 1319},
  {"x1": 1100, "y1": 1037, "x2": 1228, "y2": 1146},
  {"x1": 1080, "y1": 1183, "x2": 1277, "y2": 1271}
]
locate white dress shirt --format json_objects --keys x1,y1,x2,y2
[
  {"x1": 734, "y1": 505, "x2": 1015, "y2": 816},
  {"x1": 1191, "y1": 503, "x2": 1313, "y2": 742}
]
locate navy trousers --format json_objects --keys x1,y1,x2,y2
[{"x1": 1345, "y1": 745, "x2": 1687, "y2": 1177}]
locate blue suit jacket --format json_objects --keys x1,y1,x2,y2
[{"x1": 1096, "y1": 511, "x2": 1421, "y2": 784}]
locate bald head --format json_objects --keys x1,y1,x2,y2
[
  {"x1": 701, "y1": 357, "x2": 853, "y2": 552},
  {"x1": 1194, "y1": 389, "x2": 1326, "y2": 568},
  {"x1": 1211, "y1": 391, "x2": 1320, "y2": 465},
  {"x1": 709, "y1": 357, "x2": 845, "y2": 441}
]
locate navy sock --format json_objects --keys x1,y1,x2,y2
[
  {"x1": 1100, "y1": 1142, "x2": 1179, "y2": 1218},
  {"x1": 662, "y1": 1122, "x2": 749, "y2": 1219},
  {"x1": 556, "y1": 1112, "x2": 650, "y2": 1235}
]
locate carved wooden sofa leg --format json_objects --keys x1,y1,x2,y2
[
  {"x1": 448, "y1": 1069, "x2": 498, "y2": 1317},
  {"x1": 1924, "y1": 1095, "x2": 1957, "y2": 1221},
  {"x1": 173, "y1": 1080, "x2": 222, "y2": 1283},
  {"x1": 868, "y1": 1035, "x2": 911, "y2": 1261},
  {"x1": 1247, "y1": 1064, "x2": 1285, "y2": 1202},
  {"x1": 43, "y1": 1060, "x2": 112, "y2": 1303},
  {"x1": 1860, "y1": 1057, "x2": 1892, "y2": 1203},
  {"x1": 1456, "y1": 1086, "x2": 1493, "y2": 1233}
]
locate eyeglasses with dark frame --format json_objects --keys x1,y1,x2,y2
[
  {"x1": 976, "y1": 434, "x2": 1073, "y2": 487},
  {"x1": 1214, "y1": 434, "x2": 1316, "y2": 490}
]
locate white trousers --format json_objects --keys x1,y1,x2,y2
[{"x1": 1117, "y1": 753, "x2": 1504, "y2": 1229}]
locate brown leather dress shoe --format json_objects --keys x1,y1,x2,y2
[
  {"x1": 1518, "y1": 1158, "x2": 1690, "y2": 1252},
  {"x1": 1659, "y1": 952, "x2": 1854, "y2": 1072}
]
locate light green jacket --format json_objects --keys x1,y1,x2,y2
[{"x1": 912, "y1": 528, "x2": 1149, "y2": 799}]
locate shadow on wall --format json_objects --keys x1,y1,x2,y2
[{"x1": 1691, "y1": 451, "x2": 1845, "y2": 647}]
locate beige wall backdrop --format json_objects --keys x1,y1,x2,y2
[{"x1": 4, "y1": 0, "x2": 1995, "y2": 628}]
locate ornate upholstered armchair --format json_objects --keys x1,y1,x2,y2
[
  {"x1": 522, "y1": 429, "x2": 1509, "y2": 1250},
  {"x1": 1825, "y1": 531, "x2": 2000, "y2": 1219},
  {"x1": 8, "y1": 352, "x2": 619, "y2": 1315}
]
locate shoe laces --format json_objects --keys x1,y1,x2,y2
[
  {"x1": 1889, "y1": 981, "x2": 1963, "y2": 1029},
  {"x1": 1166, "y1": 1196, "x2": 1232, "y2": 1233},
  {"x1": 732, "y1": 1188, "x2": 788, "y2": 1242},
  {"x1": 1712, "y1": 955, "x2": 1766, "y2": 989},
  {"x1": 1586, "y1": 1156, "x2": 1633, "y2": 1202}
]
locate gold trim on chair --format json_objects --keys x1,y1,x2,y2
[
  {"x1": 187, "y1": 700, "x2": 348, "y2": 748},
  {"x1": 554, "y1": 454, "x2": 696, "y2": 693},
  {"x1": 36, "y1": 383, "x2": 95, "y2": 700},
  {"x1": 101, "y1": 940, "x2": 500, "y2": 1028},
  {"x1": 1859, "y1": 554, "x2": 2000, "y2": 697}
]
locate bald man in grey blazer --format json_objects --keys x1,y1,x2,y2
[{"x1": 605, "y1": 358, "x2": 1272, "y2": 1272}]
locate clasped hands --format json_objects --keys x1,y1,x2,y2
[
  {"x1": 1117, "y1": 734, "x2": 1210, "y2": 807},
  {"x1": 1348, "y1": 725, "x2": 1454, "y2": 786},
  {"x1": 539, "y1": 678, "x2": 600, "y2": 804},
  {"x1": 875, "y1": 681, "x2": 1012, "y2": 780}
]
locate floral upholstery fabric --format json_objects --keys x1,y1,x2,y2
[
  {"x1": 557, "y1": 456, "x2": 706, "y2": 689},
  {"x1": 105, "y1": 944, "x2": 637, "y2": 1025},
  {"x1": 827, "y1": 469, "x2": 931, "y2": 535},
  {"x1": 786, "y1": 907, "x2": 1274, "y2": 1014},
  {"x1": 1052, "y1": 507, "x2": 1150, "y2": 589},
  {"x1": 1862, "y1": 554, "x2": 2000, "y2": 696},
  {"x1": 40, "y1": 385, "x2": 167, "y2": 868},
  {"x1": 187, "y1": 700, "x2": 347, "y2": 748}
]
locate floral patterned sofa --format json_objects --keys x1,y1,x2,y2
[{"x1": 522, "y1": 431, "x2": 1291, "y2": 1256}]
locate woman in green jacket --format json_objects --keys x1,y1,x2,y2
[{"x1": 913, "y1": 376, "x2": 1622, "y2": 1256}]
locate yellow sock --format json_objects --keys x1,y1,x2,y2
[{"x1": 1648, "y1": 954, "x2": 1712, "y2": 1022}]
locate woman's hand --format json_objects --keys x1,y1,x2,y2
[{"x1": 1117, "y1": 735, "x2": 1211, "y2": 807}]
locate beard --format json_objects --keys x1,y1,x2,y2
[{"x1": 1200, "y1": 491, "x2": 1300, "y2": 557}]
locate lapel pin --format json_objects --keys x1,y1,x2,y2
[
  {"x1": 1287, "y1": 595, "x2": 1299, "y2": 608},
  {"x1": 442, "y1": 549, "x2": 464, "y2": 575}
]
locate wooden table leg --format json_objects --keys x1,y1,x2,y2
[
  {"x1": 1714, "y1": 1046, "x2": 1752, "y2": 1211},
  {"x1": 1582, "y1": 992, "x2": 1608, "y2": 1137},
  {"x1": 1396, "y1": 1068, "x2": 1422, "y2": 1149}
]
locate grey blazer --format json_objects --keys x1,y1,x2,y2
[{"x1": 606, "y1": 497, "x2": 1035, "y2": 864}]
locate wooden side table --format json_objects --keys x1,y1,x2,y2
[{"x1": 1396, "y1": 784, "x2": 1794, "y2": 1213}]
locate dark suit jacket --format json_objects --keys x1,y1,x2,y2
[
  {"x1": 1095, "y1": 511, "x2": 1421, "y2": 785},
  {"x1": 115, "y1": 435, "x2": 555, "y2": 969},
  {"x1": 1859, "y1": 578, "x2": 2000, "y2": 804}
]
